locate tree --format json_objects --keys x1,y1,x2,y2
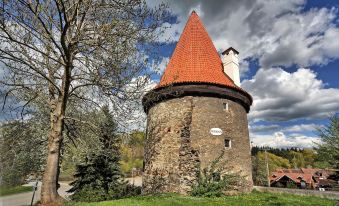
[
  {"x1": 252, "y1": 151, "x2": 291, "y2": 186},
  {"x1": 315, "y1": 115, "x2": 339, "y2": 169},
  {"x1": 68, "y1": 106, "x2": 127, "y2": 201},
  {"x1": 301, "y1": 149, "x2": 316, "y2": 168},
  {"x1": 120, "y1": 131, "x2": 145, "y2": 174},
  {"x1": 289, "y1": 151, "x2": 305, "y2": 169},
  {"x1": 0, "y1": 1, "x2": 167, "y2": 204},
  {"x1": 0, "y1": 117, "x2": 47, "y2": 186}
]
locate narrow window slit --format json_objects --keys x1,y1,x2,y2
[
  {"x1": 224, "y1": 139, "x2": 231, "y2": 148},
  {"x1": 223, "y1": 103, "x2": 228, "y2": 111}
]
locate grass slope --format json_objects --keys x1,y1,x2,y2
[
  {"x1": 65, "y1": 191, "x2": 337, "y2": 206},
  {"x1": 0, "y1": 185, "x2": 32, "y2": 197}
]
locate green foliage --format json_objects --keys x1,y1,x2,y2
[
  {"x1": 286, "y1": 181, "x2": 297, "y2": 189},
  {"x1": 63, "y1": 191, "x2": 336, "y2": 206},
  {"x1": 191, "y1": 152, "x2": 244, "y2": 197},
  {"x1": 0, "y1": 186, "x2": 32, "y2": 197},
  {"x1": 69, "y1": 184, "x2": 141, "y2": 202},
  {"x1": 313, "y1": 161, "x2": 331, "y2": 169},
  {"x1": 120, "y1": 131, "x2": 145, "y2": 175},
  {"x1": 251, "y1": 147, "x2": 317, "y2": 168},
  {"x1": 315, "y1": 114, "x2": 339, "y2": 169},
  {"x1": 252, "y1": 155, "x2": 268, "y2": 186},
  {"x1": 289, "y1": 151, "x2": 306, "y2": 168},
  {"x1": 252, "y1": 151, "x2": 290, "y2": 186},
  {"x1": 300, "y1": 149, "x2": 316, "y2": 167},
  {"x1": 68, "y1": 106, "x2": 140, "y2": 202},
  {"x1": 0, "y1": 118, "x2": 47, "y2": 186},
  {"x1": 191, "y1": 172, "x2": 242, "y2": 197}
]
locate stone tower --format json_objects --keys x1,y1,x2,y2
[{"x1": 142, "y1": 11, "x2": 253, "y2": 194}]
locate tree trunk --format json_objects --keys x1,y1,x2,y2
[{"x1": 40, "y1": 102, "x2": 65, "y2": 206}]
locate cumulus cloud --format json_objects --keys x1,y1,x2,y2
[
  {"x1": 242, "y1": 67, "x2": 339, "y2": 121},
  {"x1": 283, "y1": 123, "x2": 319, "y2": 133},
  {"x1": 250, "y1": 131, "x2": 321, "y2": 148},
  {"x1": 250, "y1": 124, "x2": 281, "y2": 133},
  {"x1": 250, "y1": 123, "x2": 320, "y2": 134},
  {"x1": 150, "y1": 0, "x2": 339, "y2": 69}
]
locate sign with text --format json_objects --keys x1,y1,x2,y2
[{"x1": 210, "y1": 128, "x2": 223, "y2": 136}]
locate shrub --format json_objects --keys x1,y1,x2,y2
[
  {"x1": 191, "y1": 171, "x2": 243, "y2": 197},
  {"x1": 70, "y1": 183, "x2": 141, "y2": 202},
  {"x1": 191, "y1": 151, "x2": 245, "y2": 197}
]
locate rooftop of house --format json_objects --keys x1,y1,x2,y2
[
  {"x1": 271, "y1": 171, "x2": 314, "y2": 184},
  {"x1": 270, "y1": 168, "x2": 338, "y2": 185}
]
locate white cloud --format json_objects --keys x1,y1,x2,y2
[
  {"x1": 250, "y1": 124, "x2": 281, "y2": 133},
  {"x1": 152, "y1": 0, "x2": 339, "y2": 69},
  {"x1": 250, "y1": 123, "x2": 319, "y2": 134},
  {"x1": 283, "y1": 123, "x2": 319, "y2": 133},
  {"x1": 239, "y1": 59, "x2": 250, "y2": 77},
  {"x1": 242, "y1": 67, "x2": 339, "y2": 121},
  {"x1": 250, "y1": 131, "x2": 321, "y2": 148}
]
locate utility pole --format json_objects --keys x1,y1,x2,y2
[{"x1": 265, "y1": 149, "x2": 270, "y2": 187}]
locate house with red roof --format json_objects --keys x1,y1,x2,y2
[{"x1": 270, "y1": 168, "x2": 338, "y2": 190}]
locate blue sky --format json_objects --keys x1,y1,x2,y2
[
  {"x1": 1, "y1": 0, "x2": 338, "y2": 148},
  {"x1": 148, "y1": 0, "x2": 339, "y2": 148}
]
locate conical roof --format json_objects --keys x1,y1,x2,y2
[{"x1": 157, "y1": 11, "x2": 237, "y2": 89}]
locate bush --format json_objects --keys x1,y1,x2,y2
[
  {"x1": 191, "y1": 151, "x2": 245, "y2": 197},
  {"x1": 191, "y1": 171, "x2": 243, "y2": 197},
  {"x1": 70, "y1": 183, "x2": 141, "y2": 202}
]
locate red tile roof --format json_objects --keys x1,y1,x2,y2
[
  {"x1": 157, "y1": 11, "x2": 239, "y2": 90},
  {"x1": 271, "y1": 172, "x2": 314, "y2": 184}
]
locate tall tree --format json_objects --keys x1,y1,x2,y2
[
  {"x1": 315, "y1": 115, "x2": 339, "y2": 169},
  {"x1": 252, "y1": 151, "x2": 291, "y2": 186},
  {"x1": 68, "y1": 106, "x2": 125, "y2": 201},
  {"x1": 289, "y1": 151, "x2": 305, "y2": 169},
  {"x1": 0, "y1": 1, "x2": 167, "y2": 204}
]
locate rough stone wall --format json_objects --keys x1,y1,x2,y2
[{"x1": 142, "y1": 96, "x2": 252, "y2": 194}]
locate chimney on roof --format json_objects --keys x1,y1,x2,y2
[{"x1": 222, "y1": 47, "x2": 240, "y2": 87}]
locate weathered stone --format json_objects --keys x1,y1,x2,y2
[{"x1": 142, "y1": 92, "x2": 253, "y2": 194}]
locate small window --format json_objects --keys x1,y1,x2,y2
[
  {"x1": 224, "y1": 139, "x2": 231, "y2": 148},
  {"x1": 223, "y1": 103, "x2": 228, "y2": 111}
]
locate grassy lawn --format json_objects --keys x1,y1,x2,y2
[
  {"x1": 64, "y1": 190, "x2": 337, "y2": 206},
  {"x1": 0, "y1": 185, "x2": 32, "y2": 197}
]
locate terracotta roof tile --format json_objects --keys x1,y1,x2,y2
[
  {"x1": 157, "y1": 11, "x2": 239, "y2": 89},
  {"x1": 271, "y1": 172, "x2": 314, "y2": 184}
]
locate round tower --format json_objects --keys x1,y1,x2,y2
[{"x1": 142, "y1": 11, "x2": 253, "y2": 194}]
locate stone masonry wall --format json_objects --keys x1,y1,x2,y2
[{"x1": 142, "y1": 96, "x2": 253, "y2": 194}]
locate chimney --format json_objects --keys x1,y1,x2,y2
[{"x1": 222, "y1": 47, "x2": 240, "y2": 87}]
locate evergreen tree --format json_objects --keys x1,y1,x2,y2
[
  {"x1": 315, "y1": 114, "x2": 339, "y2": 169},
  {"x1": 68, "y1": 106, "x2": 127, "y2": 201}
]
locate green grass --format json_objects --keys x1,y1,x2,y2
[
  {"x1": 64, "y1": 190, "x2": 337, "y2": 206},
  {"x1": 0, "y1": 185, "x2": 32, "y2": 197}
]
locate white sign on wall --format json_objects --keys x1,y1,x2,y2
[{"x1": 210, "y1": 128, "x2": 223, "y2": 136}]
